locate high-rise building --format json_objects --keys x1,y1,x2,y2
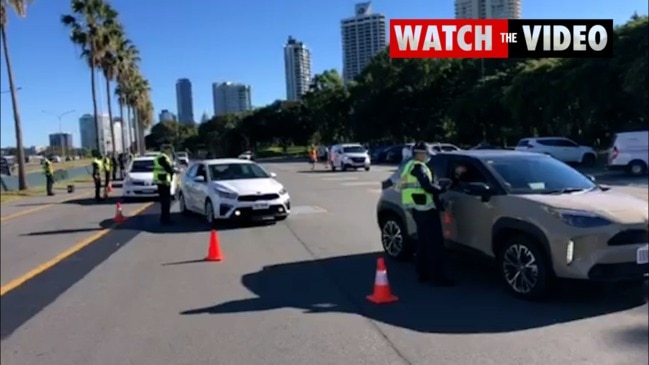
[
  {"x1": 200, "y1": 111, "x2": 211, "y2": 123},
  {"x1": 175, "y1": 78, "x2": 195, "y2": 125},
  {"x1": 78, "y1": 114, "x2": 124, "y2": 154},
  {"x1": 341, "y1": 2, "x2": 387, "y2": 83},
  {"x1": 284, "y1": 36, "x2": 312, "y2": 101},
  {"x1": 454, "y1": 0, "x2": 521, "y2": 19},
  {"x1": 212, "y1": 82, "x2": 252, "y2": 116},
  {"x1": 159, "y1": 109, "x2": 176, "y2": 123},
  {"x1": 48, "y1": 133, "x2": 73, "y2": 153}
]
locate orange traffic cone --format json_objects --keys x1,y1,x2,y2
[
  {"x1": 367, "y1": 257, "x2": 398, "y2": 304},
  {"x1": 205, "y1": 230, "x2": 223, "y2": 262},
  {"x1": 114, "y1": 202, "x2": 125, "y2": 223}
]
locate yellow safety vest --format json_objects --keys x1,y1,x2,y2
[
  {"x1": 42, "y1": 159, "x2": 53, "y2": 175},
  {"x1": 400, "y1": 159, "x2": 436, "y2": 211},
  {"x1": 93, "y1": 158, "x2": 104, "y2": 172},
  {"x1": 103, "y1": 157, "x2": 112, "y2": 171},
  {"x1": 153, "y1": 153, "x2": 171, "y2": 186}
]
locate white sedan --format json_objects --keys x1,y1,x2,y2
[
  {"x1": 122, "y1": 156, "x2": 178, "y2": 199},
  {"x1": 178, "y1": 159, "x2": 290, "y2": 226}
]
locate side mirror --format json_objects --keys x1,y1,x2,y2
[
  {"x1": 270, "y1": 172, "x2": 277, "y2": 178},
  {"x1": 438, "y1": 177, "x2": 452, "y2": 189},
  {"x1": 194, "y1": 175, "x2": 205, "y2": 183},
  {"x1": 586, "y1": 174, "x2": 596, "y2": 182},
  {"x1": 464, "y1": 182, "x2": 492, "y2": 202}
]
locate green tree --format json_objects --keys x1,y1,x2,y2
[{"x1": 1, "y1": 0, "x2": 31, "y2": 190}]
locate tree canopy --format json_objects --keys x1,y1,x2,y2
[{"x1": 149, "y1": 16, "x2": 648, "y2": 155}]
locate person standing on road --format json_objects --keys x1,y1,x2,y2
[
  {"x1": 400, "y1": 141, "x2": 454, "y2": 287},
  {"x1": 309, "y1": 146, "x2": 318, "y2": 170},
  {"x1": 91, "y1": 151, "x2": 104, "y2": 202},
  {"x1": 42, "y1": 157, "x2": 55, "y2": 196},
  {"x1": 111, "y1": 154, "x2": 118, "y2": 181},
  {"x1": 153, "y1": 146, "x2": 176, "y2": 225},
  {"x1": 102, "y1": 154, "x2": 112, "y2": 189},
  {"x1": 119, "y1": 153, "x2": 126, "y2": 180}
]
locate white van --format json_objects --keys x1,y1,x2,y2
[
  {"x1": 607, "y1": 131, "x2": 648, "y2": 176},
  {"x1": 330, "y1": 143, "x2": 370, "y2": 171}
]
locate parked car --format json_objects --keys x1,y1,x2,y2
[
  {"x1": 607, "y1": 130, "x2": 648, "y2": 177},
  {"x1": 175, "y1": 151, "x2": 190, "y2": 166},
  {"x1": 329, "y1": 143, "x2": 371, "y2": 171},
  {"x1": 383, "y1": 145, "x2": 405, "y2": 164},
  {"x1": 376, "y1": 150, "x2": 649, "y2": 300},
  {"x1": 178, "y1": 159, "x2": 290, "y2": 226},
  {"x1": 514, "y1": 137, "x2": 597, "y2": 165},
  {"x1": 237, "y1": 151, "x2": 254, "y2": 160},
  {"x1": 430, "y1": 143, "x2": 462, "y2": 153},
  {"x1": 122, "y1": 156, "x2": 179, "y2": 199}
]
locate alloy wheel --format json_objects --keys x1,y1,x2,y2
[
  {"x1": 502, "y1": 244, "x2": 539, "y2": 294},
  {"x1": 205, "y1": 202, "x2": 214, "y2": 224},
  {"x1": 382, "y1": 220, "x2": 404, "y2": 257}
]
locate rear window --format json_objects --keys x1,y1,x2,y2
[{"x1": 130, "y1": 160, "x2": 154, "y2": 172}]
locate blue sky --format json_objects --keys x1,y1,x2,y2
[{"x1": 1, "y1": 0, "x2": 647, "y2": 147}]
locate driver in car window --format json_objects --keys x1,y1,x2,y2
[{"x1": 452, "y1": 164, "x2": 469, "y2": 188}]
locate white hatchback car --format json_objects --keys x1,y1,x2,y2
[
  {"x1": 515, "y1": 137, "x2": 597, "y2": 165},
  {"x1": 122, "y1": 156, "x2": 178, "y2": 199},
  {"x1": 178, "y1": 159, "x2": 290, "y2": 226}
]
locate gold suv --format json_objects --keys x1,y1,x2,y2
[{"x1": 376, "y1": 150, "x2": 649, "y2": 300}]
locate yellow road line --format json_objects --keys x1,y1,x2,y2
[
  {"x1": 0, "y1": 201, "x2": 154, "y2": 296},
  {"x1": 0, "y1": 191, "x2": 92, "y2": 223}
]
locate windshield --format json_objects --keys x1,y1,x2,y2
[
  {"x1": 485, "y1": 156, "x2": 597, "y2": 194},
  {"x1": 343, "y1": 146, "x2": 365, "y2": 153},
  {"x1": 130, "y1": 160, "x2": 154, "y2": 173},
  {"x1": 208, "y1": 163, "x2": 269, "y2": 181}
]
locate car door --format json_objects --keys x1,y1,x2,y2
[
  {"x1": 182, "y1": 164, "x2": 199, "y2": 210},
  {"x1": 192, "y1": 164, "x2": 210, "y2": 211},
  {"x1": 556, "y1": 138, "x2": 581, "y2": 162},
  {"x1": 441, "y1": 157, "x2": 497, "y2": 253}
]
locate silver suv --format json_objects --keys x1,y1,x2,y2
[{"x1": 376, "y1": 150, "x2": 649, "y2": 300}]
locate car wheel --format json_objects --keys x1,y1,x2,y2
[
  {"x1": 341, "y1": 163, "x2": 348, "y2": 172},
  {"x1": 178, "y1": 192, "x2": 190, "y2": 216},
  {"x1": 204, "y1": 200, "x2": 216, "y2": 227},
  {"x1": 497, "y1": 235, "x2": 552, "y2": 300},
  {"x1": 380, "y1": 213, "x2": 413, "y2": 261},
  {"x1": 627, "y1": 160, "x2": 648, "y2": 177},
  {"x1": 581, "y1": 153, "x2": 596, "y2": 166},
  {"x1": 365, "y1": 166, "x2": 370, "y2": 171}
]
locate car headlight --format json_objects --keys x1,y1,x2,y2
[
  {"x1": 343, "y1": 155, "x2": 350, "y2": 161},
  {"x1": 545, "y1": 207, "x2": 612, "y2": 228},
  {"x1": 279, "y1": 188, "x2": 287, "y2": 195},
  {"x1": 214, "y1": 188, "x2": 238, "y2": 199}
]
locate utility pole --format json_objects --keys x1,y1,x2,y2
[{"x1": 42, "y1": 109, "x2": 75, "y2": 158}]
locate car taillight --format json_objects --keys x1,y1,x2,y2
[{"x1": 610, "y1": 147, "x2": 619, "y2": 160}]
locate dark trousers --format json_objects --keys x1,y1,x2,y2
[
  {"x1": 157, "y1": 184, "x2": 172, "y2": 223},
  {"x1": 104, "y1": 171, "x2": 111, "y2": 187},
  {"x1": 93, "y1": 176, "x2": 102, "y2": 201},
  {"x1": 112, "y1": 168, "x2": 117, "y2": 181},
  {"x1": 45, "y1": 174, "x2": 54, "y2": 195},
  {"x1": 412, "y1": 208, "x2": 447, "y2": 280}
]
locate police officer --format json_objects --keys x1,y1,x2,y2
[
  {"x1": 42, "y1": 157, "x2": 54, "y2": 196},
  {"x1": 153, "y1": 146, "x2": 176, "y2": 225},
  {"x1": 103, "y1": 154, "x2": 112, "y2": 188},
  {"x1": 400, "y1": 141, "x2": 454, "y2": 287},
  {"x1": 111, "y1": 154, "x2": 118, "y2": 181},
  {"x1": 91, "y1": 151, "x2": 104, "y2": 202}
]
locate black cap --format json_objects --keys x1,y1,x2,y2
[{"x1": 412, "y1": 141, "x2": 428, "y2": 153}]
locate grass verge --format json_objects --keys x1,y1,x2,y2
[
  {"x1": 0, "y1": 175, "x2": 94, "y2": 204},
  {"x1": 256, "y1": 146, "x2": 306, "y2": 159}
]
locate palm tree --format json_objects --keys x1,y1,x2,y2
[
  {"x1": 62, "y1": 0, "x2": 117, "y2": 153},
  {"x1": 114, "y1": 37, "x2": 139, "y2": 153},
  {"x1": 98, "y1": 18, "x2": 123, "y2": 155},
  {"x1": 1, "y1": 0, "x2": 31, "y2": 190}
]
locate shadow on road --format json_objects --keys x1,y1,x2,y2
[
  {"x1": 180, "y1": 252, "x2": 645, "y2": 334},
  {"x1": 22, "y1": 227, "x2": 104, "y2": 236}
]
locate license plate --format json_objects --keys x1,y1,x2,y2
[
  {"x1": 637, "y1": 245, "x2": 649, "y2": 264},
  {"x1": 252, "y1": 203, "x2": 269, "y2": 210}
]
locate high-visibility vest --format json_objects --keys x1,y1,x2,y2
[
  {"x1": 92, "y1": 158, "x2": 104, "y2": 172},
  {"x1": 153, "y1": 153, "x2": 171, "y2": 186},
  {"x1": 42, "y1": 159, "x2": 53, "y2": 175},
  {"x1": 103, "y1": 157, "x2": 112, "y2": 171},
  {"x1": 400, "y1": 159, "x2": 436, "y2": 211}
]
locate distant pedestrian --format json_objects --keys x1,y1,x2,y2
[
  {"x1": 153, "y1": 145, "x2": 176, "y2": 225},
  {"x1": 91, "y1": 151, "x2": 104, "y2": 202},
  {"x1": 42, "y1": 157, "x2": 54, "y2": 196}
]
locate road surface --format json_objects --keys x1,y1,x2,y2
[{"x1": 1, "y1": 163, "x2": 647, "y2": 365}]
